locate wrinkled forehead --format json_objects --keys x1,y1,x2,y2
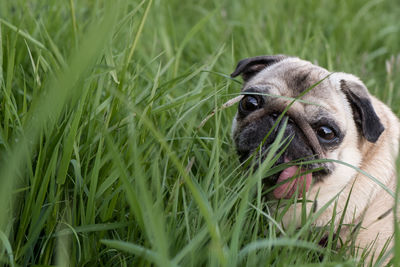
[
  {"x1": 242, "y1": 58, "x2": 332, "y2": 97},
  {"x1": 241, "y1": 58, "x2": 347, "y2": 119}
]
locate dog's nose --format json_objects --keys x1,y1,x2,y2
[
  {"x1": 270, "y1": 114, "x2": 296, "y2": 138},
  {"x1": 271, "y1": 112, "x2": 279, "y2": 120},
  {"x1": 270, "y1": 113, "x2": 293, "y2": 124}
]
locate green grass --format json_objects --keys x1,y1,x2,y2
[{"x1": 0, "y1": 0, "x2": 400, "y2": 266}]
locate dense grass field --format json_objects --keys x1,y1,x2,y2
[{"x1": 1, "y1": 0, "x2": 400, "y2": 266}]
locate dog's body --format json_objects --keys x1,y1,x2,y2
[{"x1": 231, "y1": 55, "x2": 399, "y2": 262}]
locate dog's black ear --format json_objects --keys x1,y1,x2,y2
[
  {"x1": 340, "y1": 79, "x2": 384, "y2": 143},
  {"x1": 231, "y1": 55, "x2": 288, "y2": 81}
]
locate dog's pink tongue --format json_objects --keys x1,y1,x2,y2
[{"x1": 273, "y1": 165, "x2": 312, "y2": 199}]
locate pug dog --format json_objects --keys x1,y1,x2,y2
[{"x1": 231, "y1": 55, "x2": 400, "y2": 263}]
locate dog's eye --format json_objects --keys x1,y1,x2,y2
[
  {"x1": 317, "y1": 126, "x2": 336, "y2": 141},
  {"x1": 239, "y1": 96, "x2": 261, "y2": 113}
]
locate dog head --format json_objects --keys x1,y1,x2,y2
[{"x1": 231, "y1": 55, "x2": 384, "y2": 199}]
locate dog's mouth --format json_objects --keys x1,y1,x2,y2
[
  {"x1": 271, "y1": 157, "x2": 313, "y2": 199},
  {"x1": 251, "y1": 152, "x2": 331, "y2": 199}
]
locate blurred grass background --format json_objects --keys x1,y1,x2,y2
[{"x1": 0, "y1": 0, "x2": 400, "y2": 266}]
